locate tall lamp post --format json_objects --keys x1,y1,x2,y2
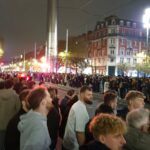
[{"x1": 143, "y1": 8, "x2": 150, "y2": 56}]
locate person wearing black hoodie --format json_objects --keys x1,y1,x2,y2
[{"x1": 5, "y1": 89, "x2": 30, "y2": 150}]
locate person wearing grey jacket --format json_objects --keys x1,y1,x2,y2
[
  {"x1": 0, "y1": 79, "x2": 20, "y2": 150},
  {"x1": 18, "y1": 87, "x2": 53, "y2": 150},
  {"x1": 124, "y1": 108, "x2": 150, "y2": 150}
]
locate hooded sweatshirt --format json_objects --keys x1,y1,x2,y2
[
  {"x1": 18, "y1": 110, "x2": 51, "y2": 150},
  {"x1": 0, "y1": 89, "x2": 20, "y2": 130}
]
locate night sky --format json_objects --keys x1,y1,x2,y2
[{"x1": 0, "y1": 0, "x2": 150, "y2": 60}]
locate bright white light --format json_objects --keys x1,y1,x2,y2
[
  {"x1": 83, "y1": 67, "x2": 92, "y2": 74},
  {"x1": 143, "y1": 8, "x2": 150, "y2": 28},
  {"x1": 145, "y1": 8, "x2": 150, "y2": 14},
  {"x1": 40, "y1": 62, "x2": 49, "y2": 72},
  {"x1": 40, "y1": 56, "x2": 46, "y2": 63}
]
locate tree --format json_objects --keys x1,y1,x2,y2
[{"x1": 117, "y1": 63, "x2": 131, "y2": 75}]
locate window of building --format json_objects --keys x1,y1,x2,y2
[
  {"x1": 120, "y1": 48, "x2": 125, "y2": 55},
  {"x1": 134, "y1": 41, "x2": 137, "y2": 46},
  {"x1": 105, "y1": 21, "x2": 108, "y2": 26},
  {"x1": 120, "y1": 58, "x2": 124, "y2": 64},
  {"x1": 120, "y1": 20, "x2": 124, "y2": 26},
  {"x1": 110, "y1": 49, "x2": 115, "y2": 55},
  {"x1": 101, "y1": 23, "x2": 104, "y2": 28},
  {"x1": 111, "y1": 38, "x2": 115, "y2": 44},
  {"x1": 110, "y1": 58, "x2": 114, "y2": 62},
  {"x1": 133, "y1": 23, "x2": 136, "y2": 28},
  {"x1": 121, "y1": 38, "x2": 124, "y2": 45},
  {"x1": 133, "y1": 58, "x2": 137, "y2": 64},
  {"x1": 110, "y1": 28, "x2": 116, "y2": 34},
  {"x1": 99, "y1": 58, "x2": 101, "y2": 63},
  {"x1": 127, "y1": 58, "x2": 130, "y2": 63},
  {"x1": 96, "y1": 25, "x2": 100, "y2": 30},
  {"x1": 126, "y1": 50, "x2": 130, "y2": 55},
  {"x1": 127, "y1": 21, "x2": 131, "y2": 27},
  {"x1": 127, "y1": 40, "x2": 132, "y2": 48},
  {"x1": 111, "y1": 19, "x2": 116, "y2": 25}
]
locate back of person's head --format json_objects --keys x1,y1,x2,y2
[
  {"x1": 13, "y1": 82, "x2": 23, "y2": 94},
  {"x1": 27, "y1": 81, "x2": 36, "y2": 89},
  {"x1": 125, "y1": 90, "x2": 145, "y2": 111},
  {"x1": 90, "y1": 114, "x2": 126, "y2": 140},
  {"x1": 103, "y1": 92, "x2": 117, "y2": 105},
  {"x1": 0, "y1": 81, "x2": 5, "y2": 89},
  {"x1": 19, "y1": 89, "x2": 31, "y2": 102},
  {"x1": 27, "y1": 87, "x2": 47, "y2": 110},
  {"x1": 67, "y1": 89, "x2": 75, "y2": 97},
  {"x1": 126, "y1": 108, "x2": 150, "y2": 130},
  {"x1": 47, "y1": 87, "x2": 58, "y2": 99},
  {"x1": 5, "y1": 79, "x2": 14, "y2": 89},
  {"x1": 125, "y1": 90, "x2": 145, "y2": 104},
  {"x1": 95, "y1": 104, "x2": 114, "y2": 115}
]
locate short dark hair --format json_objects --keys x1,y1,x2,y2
[
  {"x1": 67, "y1": 89, "x2": 75, "y2": 96},
  {"x1": 0, "y1": 81, "x2": 5, "y2": 89},
  {"x1": 19, "y1": 89, "x2": 31, "y2": 102},
  {"x1": 5, "y1": 79, "x2": 14, "y2": 89},
  {"x1": 80, "y1": 86, "x2": 92, "y2": 94},
  {"x1": 27, "y1": 87, "x2": 47, "y2": 110},
  {"x1": 103, "y1": 92, "x2": 117, "y2": 105}
]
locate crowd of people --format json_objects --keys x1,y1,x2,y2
[
  {"x1": 34, "y1": 72, "x2": 150, "y2": 102},
  {"x1": 0, "y1": 72, "x2": 150, "y2": 150}
]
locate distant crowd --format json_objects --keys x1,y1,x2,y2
[
  {"x1": 0, "y1": 72, "x2": 150, "y2": 150},
  {"x1": 34, "y1": 72, "x2": 150, "y2": 102}
]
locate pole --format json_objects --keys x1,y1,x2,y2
[
  {"x1": 23, "y1": 50, "x2": 25, "y2": 71},
  {"x1": 34, "y1": 42, "x2": 37, "y2": 60},
  {"x1": 146, "y1": 27, "x2": 149, "y2": 55},
  {"x1": 65, "y1": 29, "x2": 68, "y2": 83},
  {"x1": 47, "y1": 0, "x2": 58, "y2": 72}
]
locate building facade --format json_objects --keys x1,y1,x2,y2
[{"x1": 88, "y1": 15, "x2": 147, "y2": 76}]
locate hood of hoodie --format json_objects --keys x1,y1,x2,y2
[
  {"x1": 18, "y1": 110, "x2": 47, "y2": 133},
  {"x1": 0, "y1": 89, "x2": 18, "y2": 100}
]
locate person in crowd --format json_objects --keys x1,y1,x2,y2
[
  {"x1": 5, "y1": 89, "x2": 31, "y2": 150},
  {"x1": 60, "y1": 89, "x2": 75, "y2": 115},
  {"x1": 95, "y1": 91, "x2": 118, "y2": 115},
  {"x1": 59, "y1": 93, "x2": 78, "y2": 139},
  {"x1": 118, "y1": 90, "x2": 145, "y2": 120},
  {"x1": 0, "y1": 79, "x2": 20, "y2": 150},
  {"x1": 126, "y1": 90, "x2": 145, "y2": 111},
  {"x1": 63, "y1": 86, "x2": 93, "y2": 150},
  {"x1": 80, "y1": 114, "x2": 126, "y2": 150},
  {"x1": 124, "y1": 108, "x2": 150, "y2": 150},
  {"x1": 18, "y1": 87, "x2": 53, "y2": 150},
  {"x1": 47, "y1": 87, "x2": 61, "y2": 150},
  {"x1": 84, "y1": 91, "x2": 117, "y2": 145}
]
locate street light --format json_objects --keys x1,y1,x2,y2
[{"x1": 143, "y1": 8, "x2": 150, "y2": 55}]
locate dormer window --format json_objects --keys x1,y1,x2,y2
[
  {"x1": 111, "y1": 19, "x2": 116, "y2": 25},
  {"x1": 120, "y1": 20, "x2": 124, "y2": 26},
  {"x1": 105, "y1": 21, "x2": 108, "y2": 26},
  {"x1": 127, "y1": 21, "x2": 131, "y2": 27},
  {"x1": 97, "y1": 25, "x2": 100, "y2": 30},
  {"x1": 133, "y1": 23, "x2": 136, "y2": 28}
]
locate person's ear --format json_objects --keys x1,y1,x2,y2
[
  {"x1": 99, "y1": 135, "x2": 106, "y2": 144},
  {"x1": 41, "y1": 99, "x2": 46, "y2": 106}
]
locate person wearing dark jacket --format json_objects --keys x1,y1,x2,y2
[
  {"x1": 80, "y1": 114, "x2": 126, "y2": 150},
  {"x1": 47, "y1": 87, "x2": 61, "y2": 150},
  {"x1": 5, "y1": 89, "x2": 30, "y2": 150}
]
